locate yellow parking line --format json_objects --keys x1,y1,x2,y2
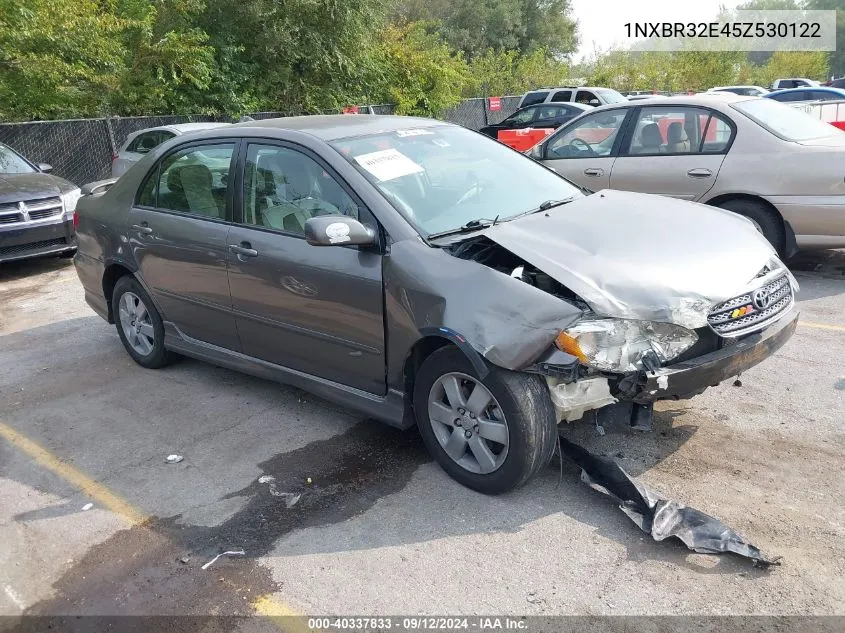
[
  {"x1": 0, "y1": 421, "x2": 145, "y2": 525},
  {"x1": 252, "y1": 594, "x2": 310, "y2": 632},
  {"x1": 0, "y1": 420, "x2": 302, "y2": 619},
  {"x1": 799, "y1": 321, "x2": 845, "y2": 332}
]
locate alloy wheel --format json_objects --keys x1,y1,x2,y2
[
  {"x1": 118, "y1": 291, "x2": 155, "y2": 356},
  {"x1": 427, "y1": 372, "x2": 510, "y2": 474}
]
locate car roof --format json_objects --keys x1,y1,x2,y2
[
  {"x1": 589, "y1": 93, "x2": 754, "y2": 110},
  {"x1": 769, "y1": 86, "x2": 845, "y2": 95},
  {"x1": 167, "y1": 122, "x2": 231, "y2": 133},
  {"x1": 230, "y1": 114, "x2": 447, "y2": 141},
  {"x1": 709, "y1": 85, "x2": 766, "y2": 90}
]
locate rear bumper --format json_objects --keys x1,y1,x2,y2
[
  {"x1": 630, "y1": 310, "x2": 798, "y2": 401},
  {"x1": 0, "y1": 219, "x2": 76, "y2": 263},
  {"x1": 770, "y1": 195, "x2": 845, "y2": 248},
  {"x1": 73, "y1": 251, "x2": 110, "y2": 322}
]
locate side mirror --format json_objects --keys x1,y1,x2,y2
[
  {"x1": 589, "y1": 99, "x2": 601, "y2": 106},
  {"x1": 304, "y1": 215, "x2": 376, "y2": 247},
  {"x1": 38, "y1": 163, "x2": 52, "y2": 173}
]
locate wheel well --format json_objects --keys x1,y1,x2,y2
[
  {"x1": 705, "y1": 193, "x2": 797, "y2": 258},
  {"x1": 102, "y1": 264, "x2": 133, "y2": 323},
  {"x1": 705, "y1": 193, "x2": 783, "y2": 224},
  {"x1": 401, "y1": 336, "x2": 453, "y2": 421}
]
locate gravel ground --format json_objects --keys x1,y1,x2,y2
[{"x1": 0, "y1": 251, "x2": 843, "y2": 622}]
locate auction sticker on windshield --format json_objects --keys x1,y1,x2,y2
[{"x1": 354, "y1": 148, "x2": 425, "y2": 181}]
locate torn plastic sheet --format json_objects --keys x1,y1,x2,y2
[
  {"x1": 482, "y1": 190, "x2": 794, "y2": 329},
  {"x1": 559, "y1": 437, "x2": 780, "y2": 566}
]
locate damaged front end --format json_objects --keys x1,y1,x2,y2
[{"x1": 443, "y1": 212, "x2": 799, "y2": 427}]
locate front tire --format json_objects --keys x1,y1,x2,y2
[
  {"x1": 112, "y1": 276, "x2": 172, "y2": 369},
  {"x1": 413, "y1": 346, "x2": 558, "y2": 494}
]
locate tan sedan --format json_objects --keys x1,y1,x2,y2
[{"x1": 528, "y1": 93, "x2": 845, "y2": 255}]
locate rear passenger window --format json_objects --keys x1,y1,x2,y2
[
  {"x1": 128, "y1": 131, "x2": 175, "y2": 154},
  {"x1": 550, "y1": 90, "x2": 572, "y2": 102},
  {"x1": 242, "y1": 144, "x2": 359, "y2": 235},
  {"x1": 153, "y1": 144, "x2": 234, "y2": 219},
  {"x1": 521, "y1": 91, "x2": 550, "y2": 107}
]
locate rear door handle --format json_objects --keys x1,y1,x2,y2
[
  {"x1": 131, "y1": 223, "x2": 153, "y2": 235},
  {"x1": 583, "y1": 168, "x2": 604, "y2": 177},
  {"x1": 229, "y1": 243, "x2": 258, "y2": 258},
  {"x1": 687, "y1": 168, "x2": 713, "y2": 178}
]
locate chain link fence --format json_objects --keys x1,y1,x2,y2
[{"x1": 0, "y1": 98, "x2": 519, "y2": 186}]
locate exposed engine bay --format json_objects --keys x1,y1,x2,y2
[{"x1": 446, "y1": 236, "x2": 592, "y2": 312}]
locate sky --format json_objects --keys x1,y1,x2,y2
[{"x1": 571, "y1": 0, "x2": 744, "y2": 60}]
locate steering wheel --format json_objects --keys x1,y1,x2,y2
[{"x1": 569, "y1": 137, "x2": 597, "y2": 156}]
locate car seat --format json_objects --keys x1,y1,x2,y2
[
  {"x1": 666, "y1": 122, "x2": 690, "y2": 153},
  {"x1": 178, "y1": 164, "x2": 220, "y2": 217},
  {"x1": 633, "y1": 123, "x2": 664, "y2": 154}
]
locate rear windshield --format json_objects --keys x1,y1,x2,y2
[
  {"x1": 596, "y1": 89, "x2": 628, "y2": 104},
  {"x1": 731, "y1": 98, "x2": 837, "y2": 141}
]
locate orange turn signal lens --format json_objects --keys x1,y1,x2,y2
[{"x1": 555, "y1": 331, "x2": 588, "y2": 363}]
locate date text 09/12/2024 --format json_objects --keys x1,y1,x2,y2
[{"x1": 307, "y1": 617, "x2": 528, "y2": 630}]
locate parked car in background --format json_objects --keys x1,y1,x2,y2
[
  {"x1": 528, "y1": 94, "x2": 845, "y2": 254},
  {"x1": 479, "y1": 103, "x2": 591, "y2": 139},
  {"x1": 73, "y1": 115, "x2": 796, "y2": 494},
  {"x1": 766, "y1": 87, "x2": 845, "y2": 103},
  {"x1": 0, "y1": 142, "x2": 80, "y2": 263},
  {"x1": 518, "y1": 86, "x2": 628, "y2": 108},
  {"x1": 626, "y1": 94, "x2": 668, "y2": 101},
  {"x1": 771, "y1": 78, "x2": 820, "y2": 89},
  {"x1": 111, "y1": 122, "x2": 231, "y2": 177},
  {"x1": 706, "y1": 85, "x2": 769, "y2": 97}
]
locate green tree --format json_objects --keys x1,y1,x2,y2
[
  {"x1": 376, "y1": 22, "x2": 470, "y2": 116},
  {"x1": 804, "y1": 0, "x2": 845, "y2": 77}
]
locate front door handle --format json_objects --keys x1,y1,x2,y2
[
  {"x1": 687, "y1": 168, "x2": 713, "y2": 178},
  {"x1": 229, "y1": 243, "x2": 258, "y2": 258},
  {"x1": 131, "y1": 223, "x2": 153, "y2": 235},
  {"x1": 583, "y1": 168, "x2": 604, "y2": 177}
]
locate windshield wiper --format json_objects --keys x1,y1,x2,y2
[
  {"x1": 428, "y1": 217, "x2": 499, "y2": 239},
  {"x1": 515, "y1": 196, "x2": 578, "y2": 218}
]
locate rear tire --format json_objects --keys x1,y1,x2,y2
[
  {"x1": 413, "y1": 346, "x2": 557, "y2": 495},
  {"x1": 717, "y1": 198, "x2": 785, "y2": 256},
  {"x1": 112, "y1": 276, "x2": 172, "y2": 369}
]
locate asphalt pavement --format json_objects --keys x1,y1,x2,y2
[{"x1": 1, "y1": 251, "x2": 843, "y2": 623}]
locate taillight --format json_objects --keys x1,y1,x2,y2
[{"x1": 72, "y1": 210, "x2": 79, "y2": 230}]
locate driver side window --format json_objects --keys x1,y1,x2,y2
[
  {"x1": 507, "y1": 107, "x2": 538, "y2": 125},
  {"x1": 243, "y1": 144, "x2": 359, "y2": 235},
  {"x1": 546, "y1": 111, "x2": 627, "y2": 159}
]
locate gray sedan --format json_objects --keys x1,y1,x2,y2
[
  {"x1": 73, "y1": 116, "x2": 797, "y2": 493},
  {"x1": 529, "y1": 93, "x2": 845, "y2": 255}
]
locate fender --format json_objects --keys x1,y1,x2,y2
[{"x1": 419, "y1": 326, "x2": 489, "y2": 379}]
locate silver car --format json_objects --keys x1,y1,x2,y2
[
  {"x1": 529, "y1": 93, "x2": 845, "y2": 254},
  {"x1": 111, "y1": 123, "x2": 231, "y2": 177}
]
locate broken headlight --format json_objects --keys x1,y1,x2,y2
[{"x1": 555, "y1": 319, "x2": 698, "y2": 373}]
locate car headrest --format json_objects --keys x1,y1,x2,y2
[
  {"x1": 667, "y1": 122, "x2": 689, "y2": 143},
  {"x1": 641, "y1": 123, "x2": 663, "y2": 147}
]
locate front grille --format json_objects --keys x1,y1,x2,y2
[
  {"x1": 0, "y1": 237, "x2": 68, "y2": 258},
  {"x1": 708, "y1": 274, "x2": 793, "y2": 337},
  {"x1": 0, "y1": 197, "x2": 63, "y2": 225},
  {"x1": 0, "y1": 212, "x2": 24, "y2": 224},
  {"x1": 28, "y1": 206, "x2": 63, "y2": 220}
]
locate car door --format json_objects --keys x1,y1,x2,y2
[
  {"x1": 549, "y1": 89, "x2": 573, "y2": 103},
  {"x1": 539, "y1": 108, "x2": 630, "y2": 190},
  {"x1": 609, "y1": 106, "x2": 733, "y2": 200},
  {"x1": 574, "y1": 89, "x2": 599, "y2": 106},
  {"x1": 128, "y1": 140, "x2": 240, "y2": 350},
  {"x1": 226, "y1": 140, "x2": 386, "y2": 395}
]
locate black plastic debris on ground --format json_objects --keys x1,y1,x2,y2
[{"x1": 559, "y1": 437, "x2": 781, "y2": 567}]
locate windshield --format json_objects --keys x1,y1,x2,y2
[
  {"x1": 596, "y1": 89, "x2": 628, "y2": 104},
  {"x1": 331, "y1": 125, "x2": 583, "y2": 236},
  {"x1": 732, "y1": 98, "x2": 837, "y2": 141},
  {"x1": 0, "y1": 144, "x2": 36, "y2": 174}
]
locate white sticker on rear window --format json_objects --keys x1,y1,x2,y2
[
  {"x1": 396, "y1": 128, "x2": 434, "y2": 137},
  {"x1": 354, "y1": 149, "x2": 425, "y2": 182}
]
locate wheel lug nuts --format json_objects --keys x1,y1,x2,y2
[
  {"x1": 455, "y1": 419, "x2": 461, "y2": 426},
  {"x1": 469, "y1": 413, "x2": 476, "y2": 419},
  {"x1": 464, "y1": 430, "x2": 472, "y2": 439},
  {"x1": 458, "y1": 408, "x2": 465, "y2": 415}
]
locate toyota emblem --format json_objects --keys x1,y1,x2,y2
[{"x1": 752, "y1": 288, "x2": 772, "y2": 310}]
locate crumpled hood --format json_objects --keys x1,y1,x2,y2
[
  {"x1": 0, "y1": 172, "x2": 76, "y2": 204},
  {"x1": 482, "y1": 189, "x2": 790, "y2": 329}
]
